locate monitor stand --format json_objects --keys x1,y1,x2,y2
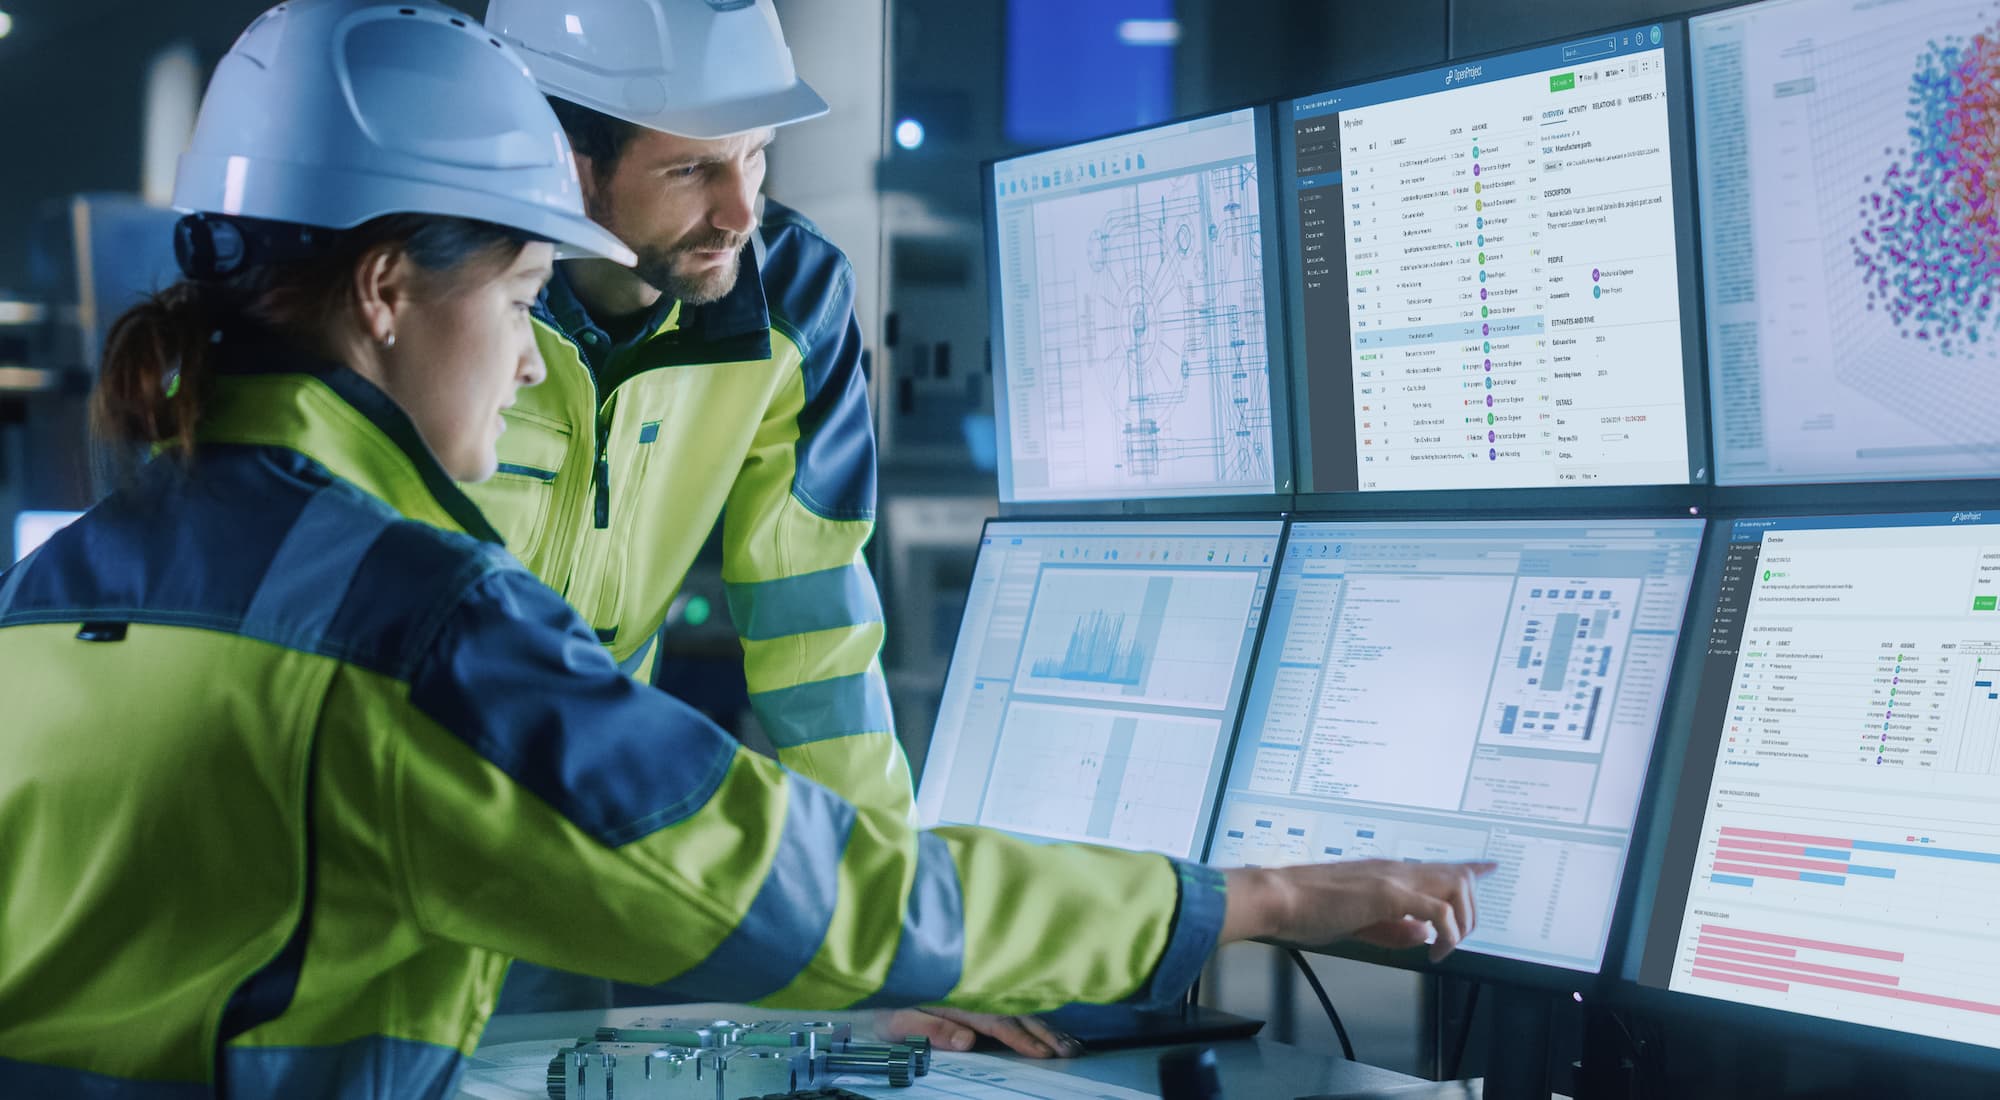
[
  {"x1": 1479, "y1": 985, "x2": 1553, "y2": 1100},
  {"x1": 1037, "y1": 1001, "x2": 1265, "y2": 1052}
]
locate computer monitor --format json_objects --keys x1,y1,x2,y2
[
  {"x1": 1625, "y1": 511, "x2": 2000, "y2": 1055},
  {"x1": 916, "y1": 519, "x2": 1283, "y2": 860},
  {"x1": 1208, "y1": 518, "x2": 1704, "y2": 974},
  {"x1": 1695, "y1": 0, "x2": 2000, "y2": 487},
  {"x1": 985, "y1": 108, "x2": 1291, "y2": 504},
  {"x1": 1279, "y1": 24, "x2": 1708, "y2": 496},
  {"x1": 12, "y1": 510, "x2": 82, "y2": 563}
]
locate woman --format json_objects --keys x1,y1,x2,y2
[{"x1": 0, "y1": 2, "x2": 1488, "y2": 1097}]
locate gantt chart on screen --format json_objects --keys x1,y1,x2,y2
[
  {"x1": 1652, "y1": 514, "x2": 2000, "y2": 1049},
  {"x1": 1290, "y1": 27, "x2": 1696, "y2": 492},
  {"x1": 1209, "y1": 520, "x2": 1701, "y2": 969},
  {"x1": 918, "y1": 521, "x2": 1280, "y2": 860},
  {"x1": 991, "y1": 110, "x2": 1278, "y2": 502}
]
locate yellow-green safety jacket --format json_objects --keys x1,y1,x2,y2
[
  {"x1": 464, "y1": 200, "x2": 912, "y2": 817},
  {"x1": 0, "y1": 336, "x2": 1224, "y2": 1098}
]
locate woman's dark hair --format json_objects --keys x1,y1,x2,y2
[{"x1": 91, "y1": 214, "x2": 534, "y2": 459}]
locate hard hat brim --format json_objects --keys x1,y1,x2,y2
[
  {"x1": 175, "y1": 152, "x2": 637, "y2": 267},
  {"x1": 570, "y1": 79, "x2": 830, "y2": 140}
]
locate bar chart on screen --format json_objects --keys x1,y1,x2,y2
[
  {"x1": 1669, "y1": 800, "x2": 2000, "y2": 1047},
  {"x1": 1014, "y1": 567, "x2": 1259, "y2": 708}
]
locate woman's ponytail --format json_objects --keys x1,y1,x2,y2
[{"x1": 89, "y1": 281, "x2": 215, "y2": 457}]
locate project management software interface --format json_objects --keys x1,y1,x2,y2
[
  {"x1": 1639, "y1": 513, "x2": 2000, "y2": 1050},
  {"x1": 1288, "y1": 26, "x2": 1700, "y2": 493},
  {"x1": 1211, "y1": 519, "x2": 1703, "y2": 970},
  {"x1": 991, "y1": 109, "x2": 1279, "y2": 502},
  {"x1": 917, "y1": 520, "x2": 1281, "y2": 860}
]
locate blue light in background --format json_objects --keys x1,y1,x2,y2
[
  {"x1": 894, "y1": 118, "x2": 926, "y2": 150},
  {"x1": 1005, "y1": 0, "x2": 1176, "y2": 146}
]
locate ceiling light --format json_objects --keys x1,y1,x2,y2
[{"x1": 1116, "y1": 18, "x2": 1179, "y2": 46}]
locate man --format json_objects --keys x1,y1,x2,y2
[{"x1": 475, "y1": 0, "x2": 1071, "y2": 1056}]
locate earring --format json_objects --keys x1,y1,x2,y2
[{"x1": 381, "y1": 332, "x2": 397, "y2": 349}]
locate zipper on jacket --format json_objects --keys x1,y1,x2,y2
[{"x1": 593, "y1": 422, "x2": 611, "y2": 529}]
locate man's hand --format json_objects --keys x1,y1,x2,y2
[
  {"x1": 873, "y1": 1007, "x2": 1083, "y2": 1059},
  {"x1": 1223, "y1": 858, "x2": 1498, "y2": 962}
]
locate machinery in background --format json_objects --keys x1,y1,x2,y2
[
  {"x1": 1, "y1": 193, "x2": 183, "y2": 537},
  {"x1": 549, "y1": 1018, "x2": 931, "y2": 1098}
]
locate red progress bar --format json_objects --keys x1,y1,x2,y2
[
  {"x1": 1691, "y1": 956, "x2": 2000, "y2": 1016},
  {"x1": 1713, "y1": 848, "x2": 1854, "y2": 875},
  {"x1": 1718, "y1": 826, "x2": 1854, "y2": 849},
  {"x1": 1696, "y1": 935, "x2": 1797, "y2": 959},
  {"x1": 1697, "y1": 924, "x2": 1905, "y2": 962},
  {"x1": 1713, "y1": 838, "x2": 1813, "y2": 856},
  {"x1": 1693, "y1": 947, "x2": 1899, "y2": 985}
]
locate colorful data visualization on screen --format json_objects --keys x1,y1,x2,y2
[
  {"x1": 990, "y1": 111, "x2": 1282, "y2": 502},
  {"x1": 1695, "y1": 0, "x2": 2000, "y2": 485}
]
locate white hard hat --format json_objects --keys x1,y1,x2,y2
[
  {"x1": 174, "y1": 0, "x2": 635, "y2": 265},
  {"x1": 486, "y1": 0, "x2": 829, "y2": 139}
]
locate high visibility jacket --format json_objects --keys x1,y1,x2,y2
[
  {"x1": 463, "y1": 200, "x2": 912, "y2": 818},
  {"x1": 0, "y1": 339, "x2": 1224, "y2": 1099}
]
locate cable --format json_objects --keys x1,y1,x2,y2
[
  {"x1": 1607, "y1": 1008, "x2": 1658, "y2": 1100},
  {"x1": 1286, "y1": 949, "x2": 1356, "y2": 1062},
  {"x1": 1444, "y1": 981, "x2": 1481, "y2": 1081}
]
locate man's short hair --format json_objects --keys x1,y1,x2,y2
[{"x1": 549, "y1": 97, "x2": 643, "y2": 175}]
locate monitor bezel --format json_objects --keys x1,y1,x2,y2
[
  {"x1": 981, "y1": 104, "x2": 1299, "y2": 511},
  {"x1": 1199, "y1": 509, "x2": 1715, "y2": 992},
  {"x1": 1605, "y1": 502, "x2": 2000, "y2": 1075},
  {"x1": 914, "y1": 513, "x2": 1292, "y2": 863},
  {"x1": 1276, "y1": 18, "x2": 1715, "y2": 510}
]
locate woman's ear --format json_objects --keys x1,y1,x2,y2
[{"x1": 351, "y1": 244, "x2": 413, "y2": 349}]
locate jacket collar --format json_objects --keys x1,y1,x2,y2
[
  {"x1": 195, "y1": 327, "x2": 504, "y2": 544},
  {"x1": 537, "y1": 238, "x2": 775, "y2": 373}
]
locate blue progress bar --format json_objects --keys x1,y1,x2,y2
[
  {"x1": 1798, "y1": 872, "x2": 1848, "y2": 886},
  {"x1": 1802, "y1": 847, "x2": 1852, "y2": 860},
  {"x1": 1711, "y1": 874, "x2": 1755, "y2": 887},
  {"x1": 1845, "y1": 865, "x2": 1898, "y2": 878},
  {"x1": 1853, "y1": 840, "x2": 2000, "y2": 864}
]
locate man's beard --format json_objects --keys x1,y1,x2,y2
[{"x1": 633, "y1": 234, "x2": 746, "y2": 305}]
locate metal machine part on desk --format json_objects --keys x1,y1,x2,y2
[
  {"x1": 548, "y1": 1018, "x2": 931, "y2": 1099},
  {"x1": 598, "y1": 1017, "x2": 930, "y2": 1074}
]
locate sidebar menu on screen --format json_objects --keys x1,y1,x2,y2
[{"x1": 1293, "y1": 108, "x2": 1358, "y2": 490}]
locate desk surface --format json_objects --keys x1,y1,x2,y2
[{"x1": 466, "y1": 1004, "x2": 1442, "y2": 1100}]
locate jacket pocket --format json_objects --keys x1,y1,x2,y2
[{"x1": 477, "y1": 408, "x2": 572, "y2": 567}]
